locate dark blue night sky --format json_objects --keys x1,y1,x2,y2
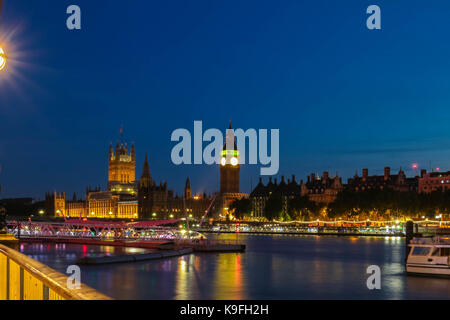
[{"x1": 1, "y1": 0, "x2": 450, "y2": 199}]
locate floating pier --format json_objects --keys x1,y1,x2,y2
[
  {"x1": 77, "y1": 248, "x2": 193, "y2": 265},
  {"x1": 175, "y1": 239, "x2": 246, "y2": 253},
  {"x1": 22, "y1": 238, "x2": 176, "y2": 250}
]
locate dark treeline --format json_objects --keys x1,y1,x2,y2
[
  {"x1": 328, "y1": 189, "x2": 450, "y2": 220},
  {"x1": 0, "y1": 198, "x2": 45, "y2": 217},
  {"x1": 232, "y1": 189, "x2": 450, "y2": 221},
  {"x1": 230, "y1": 198, "x2": 251, "y2": 220}
]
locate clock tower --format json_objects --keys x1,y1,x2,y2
[
  {"x1": 220, "y1": 121, "x2": 240, "y2": 194},
  {"x1": 218, "y1": 121, "x2": 247, "y2": 219}
]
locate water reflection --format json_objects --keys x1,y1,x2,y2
[
  {"x1": 175, "y1": 256, "x2": 189, "y2": 300},
  {"x1": 212, "y1": 253, "x2": 245, "y2": 299}
]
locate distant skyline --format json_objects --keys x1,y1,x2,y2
[{"x1": 2, "y1": 0, "x2": 450, "y2": 198}]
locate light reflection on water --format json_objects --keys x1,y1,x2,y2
[{"x1": 19, "y1": 235, "x2": 450, "y2": 300}]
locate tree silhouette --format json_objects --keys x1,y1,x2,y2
[
  {"x1": 230, "y1": 198, "x2": 251, "y2": 219},
  {"x1": 263, "y1": 194, "x2": 283, "y2": 221}
]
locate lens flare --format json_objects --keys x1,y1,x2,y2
[
  {"x1": 0, "y1": 48, "x2": 5, "y2": 71},
  {"x1": 0, "y1": 22, "x2": 44, "y2": 108}
]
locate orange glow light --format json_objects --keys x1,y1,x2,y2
[{"x1": 0, "y1": 48, "x2": 5, "y2": 71}]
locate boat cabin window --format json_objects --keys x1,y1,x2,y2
[
  {"x1": 440, "y1": 248, "x2": 450, "y2": 256},
  {"x1": 432, "y1": 248, "x2": 440, "y2": 256},
  {"x1": 411, "y1": 246, "x2": 431, "y2": 256}
]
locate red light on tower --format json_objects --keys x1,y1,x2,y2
[{"x1": 412, "y1": 163, "x2": 419, "y2": 175}]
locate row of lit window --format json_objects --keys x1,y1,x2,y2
[{"x1": 422, "y1": 180, "x2": 450, "y2": 184}]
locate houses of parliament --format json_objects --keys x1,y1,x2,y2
[
  {"x1": 46, "y1": 142, "x2": 215, "y2": 220},
  {"x1": 45, "y1": 125, "x2": 247, "y2": 220}
]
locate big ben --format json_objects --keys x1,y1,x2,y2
[
  {"x1": 220, "y1": 121, "x2": 240, "y2": 193},
  {"x1": 218, "y1": 121, "x2": 247, "y2": 218}
]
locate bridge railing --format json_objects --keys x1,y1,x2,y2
[
  {"x1": 0, "y1": 244, "x2": 111, "y2": 300},
  {"x1": 6, "y1": 221, "x2": 201, "y2": 242}
]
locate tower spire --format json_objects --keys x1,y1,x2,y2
[
  {"x1": 185, "y1": 177, "x2": 192, "y2": 199},
  {"x1": 139, "y1": 153, "x2": 152, "y2": 188},
  {"x1": 142, "y1": 153, "x2": 150, "y2": 177}
]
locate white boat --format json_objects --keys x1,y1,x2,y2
[{"x1": 406, "y1": 237, "x2": 450, "y2": 277}]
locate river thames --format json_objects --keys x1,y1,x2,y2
[{"x1": 19, "y1": 234, "x2": 450, "y2": 300}]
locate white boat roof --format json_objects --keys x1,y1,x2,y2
[{"x1": 410, "y1": 236, "x2": 450, "y2": 246}]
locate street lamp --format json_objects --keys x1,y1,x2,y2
[{"x1": 0, "y1": 48, "x2": 6, "y2": 71}]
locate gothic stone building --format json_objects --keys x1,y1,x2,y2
[
  {"x1": 47, "y1": 141, "x2": 214, "y2": 220},
  {"x1": 137, "y1": 153, "x2": 214, "y2": 220},
  {"x1": 418, "y1": 169, "x2": 450, "y2": 194},
  {"x1": 347, "y1": 167, "x2": 418, "y2": 193},
  {"x1": 250, "y1": 172, "x2": 343, "y2": 219},
  {"x1": 301, "y1": 172, "x2": 343, "y2": 204},
  {"x1": 250, "y1": 175, "x2": 301, "y2": 219}
]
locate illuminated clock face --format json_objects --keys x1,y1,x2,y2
[
  {"x1": 221, "y1": 157, "x2": 238, "y2": 166},
  {"x1": 0, "y1": 48, "x2": 5, "y2": 71}
]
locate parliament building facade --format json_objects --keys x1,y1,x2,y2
[{"x1": 46, "y1": 141, "x2": 214, "y2": 220}]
